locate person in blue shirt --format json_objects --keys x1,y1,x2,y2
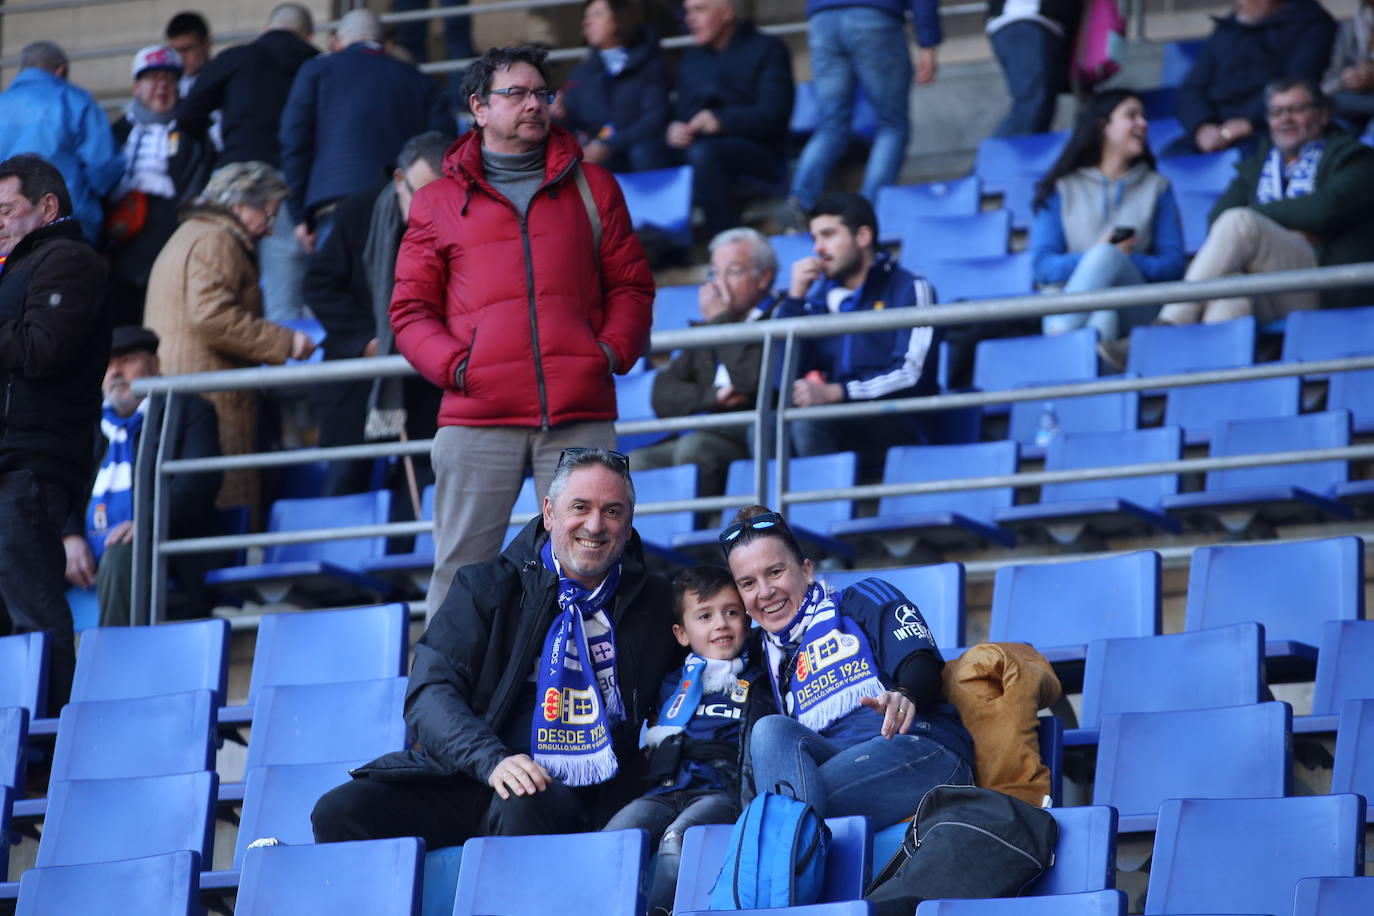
[
  {"x1": 721, "y1": 506, "x2": 973, "y2": 827},
  {"x1": 604, "y1": 565, "x2": 769, "y2": 916},
  {"x1": 1030, "y1": 89, "x2": 1186, "y2": 343},
  {"x1": 0, "y1": 41, "x2": 123, "y2": 244}
]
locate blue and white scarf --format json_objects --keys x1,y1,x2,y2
[
  {"x1": 762, "y1": 583, "x2": 886, "y2": 732},
  {"x1": 86, "y1": 403, "x2": 145, "y2": 561},
  {"x1": 1256, "y1": 139, "x2": 1324, "y2": 204},
  {"x1": 643, "y1": 653, "x2": 747, "y2": 748},
  {"x1": 532, "y1": 540, "x2": 624, "y2": 785}
]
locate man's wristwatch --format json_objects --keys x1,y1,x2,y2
[{"x1": 1219, "y1": 125, "x2": 1234, "y2": 143}]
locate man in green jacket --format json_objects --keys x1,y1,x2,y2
[{"x1": 1158, "y1": 76, "x2": 1374, "y2": 323}]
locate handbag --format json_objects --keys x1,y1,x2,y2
[{"x1": 1071, "y1": 0, "x2": 1126, "y2": 90}]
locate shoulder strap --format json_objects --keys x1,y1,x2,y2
[{"x1": 573, "y1": 163, "x2": 602, "y2": 251}]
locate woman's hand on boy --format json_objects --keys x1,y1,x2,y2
[{"x1": 861, "y1": 690, "x2": 917, "y2": 739}]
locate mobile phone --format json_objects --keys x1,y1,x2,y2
[{"x1": 1108, "y1": 226, "x2": 1136, "y2": 244}]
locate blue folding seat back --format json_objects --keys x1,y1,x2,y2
[
  {"x1": 1127, "y1": 314, "x2": 1254, "y2": 379},
  {"x1": 680, "y1": 905, "x2": 874, "y2": 916},
  {"x1": 615, "y1": 369, "x2": 672, "y2": 451},
  {"x1": 927, "y1": 251, "x2": 1034, "y2": 302},
  {"x1": 875, "y1": 177, "x2": 981, "y2": 241},
  {"x1": 413, "y1": 484, "x2": 436, "y2": 556},
  {"x1": 989, "y1": 552, "x2": 1161, "y2": 659},
  {"x1": 879, "y1": 441, "x2": 1018, "y2": 524},
  {"x1": 972, "y1": 329, "x2": 1098, "y2": 401},
  {"x1": 1160, "y1": 38, "x2": 1205, "y2": 86},
  {"x1": 721, "y1": 453, "x2": 858, "y2": 532},
  {"x1": 265, "y1": 490, "x2": 391, "y2": 567},
  {"x1": 1294, "y1": 876, "x2": 1374, "y2": 915},
  {"x1": 673, "y1": 816, "x2": 872, "y2": 913},
  {"x1": 824, "y1": 564, "x2": 964, "y2": 650},
  {"x1": 894, "y1": 210, "x2": 1010, "y2": 272},
  {"x1": 15, "y1": 850, "x2": 200, "y2": 916},
  {"x1": 1330, "y1": 698, "x2": 1374, "y2": 802},
  {"x1": 1039, "y1": 426, "x2": 1181, "y2": 506},
  {"x1": 915, "y1": 891, "x2": 1127, "y2": 915},
  {"x1": 631, "y1": 464, "x2": 698, "y2": 551},
  {"x1": 1202, "y1": 410, "x2": 1349, "y2": 494},
  {"x1": 70, "y1": 618, "x2": 229, "y2": 705},
  {"x1": 1093, "y1": 702, "x2": 1291, "y2": 828},
  {"x1": 235, "y1": 761, "x2": 362, "y2": 867},
  {"x1": 1313, "y1": 620, "x2": 1374, "y2": 716},
  {"x1": 1024, "y1": 806, "x2": 1119, "y2": 896},
  {"x1": 244, "y1": 677, "x2": 408, "y2": 770},
  {"x1": 454, "y1": 829, "x2": 648, "y2": 916},
  {"x1": 503, "y1": 477, "x2": 539, "y2": 549},
  {"x1": 1145, "y1": 114, "x2": 1184, "y2": 151},
  {"x1": 618, "y1": 166, "x2": 693, "y2": 244},
  {"x1": 36, "y1": 770, "x2": 217, "y2": 867},
  {"x1": 1144, "y1": 794, "x2": 1365, "y2": 914},
  {"x1": 1174, "y1": 189, "x2": 1219, "y2": 254},
  {"x1": 0, "y1": 784, "x2": 8, "y2": 875},
  {"x1": 0, "y1": 631, "x2": 47, "y2": 718},
  {"x1": 50, "y1": 690, "x2": 215, "y2": 782},
  {"x1": 248, "y1": 604, "x2": 409, "y2": 704},
  {"x1": 653, "y1": 284, "x2": 701, "y2": 332},
  {"x1": 1079, "y1": 623, "x2": 1265, "y2": 730},
  {"x1": 1007, "y1": 389, "x2": 1138, "y2": 453},
  {"x1": 974, "y1": 132, "x2": 1069, "y2": 191},
  {"x1": 789, "y1": 79, "x2": 820, "y2": 135},
  {"x1": 1155, "y1": 149, "x2": 1241, "y2": 194},
  {"x1": 237, "y1": 837, "x2": 423, "y2": 916},
  {"x1": 0, "y1": 706, "x2": 25, "y2": 792},
  {"x1": 1163, "y1": 375, "x2": 1299, "y2": 445},
  {"x1": 769, "y1": 232, "x2": 815, "y2": 271},
  {"x1": 1281, "y1": 304, "x2": 1374, "y2": 362},
  {"x1": 1184, "y1": 536, "x2": 1364, "y2": 653},
  {"x1": 1328, "y1": 367, "x2": 1374, "y2": 433}
]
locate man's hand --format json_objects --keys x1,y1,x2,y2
[
  {"x1": 666, "y1": 121, "x2": 695, "y2": 149},
  {"x1": 362, "y1": 338, "x2": 378, "y2": 358},
  {"x1": 687, "y1": 109, "x2": 721, "y2": 136},
  {"x1": 295, "y1": 222, "x2": 317, "y2": 254},
  {"x1": 861, "y1": 690, "x2": 917, "y2": 739},
  {"x1": 789, "y1": 256, "x2": 824, "y2": 298},
  {"x1": 715, "y1": 383, "x2": 749, "y2": 409},
  {"x1": 63, "y1": 534, "x2": 96, "y2": 589},
  {"x1": 103, "y1": 520, "x2": 135, "y2": 548},
  {"x1": 791, "y1": 376, "x2": 843, "y2": 407},
  {"x1": 290, "y1": 330, "x2": 317, "y2": 361},
  {"x1": 488, "y1": 753, "x2": 552, "y2": 799},
  {"x1": 1341, "y1": 63, "x2": 1374, "y2": 91},
  {"x1": 583, "y1": 140, "x2": 612, "y2": 164},
  {"x1": 1220, "y1": 118, "x2": 1253, "y2": 145},
  {"x1": 916, "y1": 47, "x2": 937, "y2": 85},
  {"x1": 1194, "y1": 123, "x2": 1225, "y2": 153},
  {"x1": 698, "y1": 277, "x2": 733, "y2": 321}
]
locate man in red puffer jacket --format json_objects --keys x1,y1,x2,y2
[{"x1": 390, "y1": 46, "x2": 654, "y2": 621}]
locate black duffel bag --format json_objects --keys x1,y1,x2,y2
[{"x1": 864, "y1": 784, "x2": 1058, "y2": 916}]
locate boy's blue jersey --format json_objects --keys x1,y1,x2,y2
[{"x1": 647, "y1": 656, "x2": 765, "y2": 795}]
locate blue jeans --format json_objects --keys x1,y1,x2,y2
[
  {"x1": 259, "y1": 207, "x2": 309, "y2": 323},
  {"x1": 791, "y1": 7, "x2": 914, "y2": 209},
  {"x1": 604, "y1": 789, "x2": 737, "y2": 916},
  {"x1": 391, "y1": 0, "x2": 474, "y2": 64},
  {"x1": 990, "y1": 20, "x2": 1065, "y2": 137},
  {"x1": 749, "y1": 715, "x2": 973, "y2": 827},
  {"x1": 1042, "y1": 243, "x2": 1157, "y2": 340}
]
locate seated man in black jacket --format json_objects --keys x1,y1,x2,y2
[
  {"x1": 312, "y1": 448, "x2": 681, "y2": 849},
  {"x1": 62, "y1": 326, "x2": 223, "y2": 626}
]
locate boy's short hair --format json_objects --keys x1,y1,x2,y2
[{"x1": 671, "y1": 565, "x2": 739, "y2": 625}]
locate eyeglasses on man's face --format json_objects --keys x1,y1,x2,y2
[
  {"x1": 1267, "y1": 101, "x2": 1316, "y2": 119},
  {"x1": 488, "y1": 86, "x2": 558, "y2": 106}
]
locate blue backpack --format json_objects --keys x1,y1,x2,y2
[{"x1": 707, "y1": 789, "x2": 831, "y2": 910}]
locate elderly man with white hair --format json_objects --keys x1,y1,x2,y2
[{"x1": 277, "y1": 8, "x2": 454, "y2": 317}]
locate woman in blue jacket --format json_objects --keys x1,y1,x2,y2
[
  {"x1": 1031, "y1": 89, "x2": 1186, "y2": 342},
  {"x1": 555, "y1": 0, "x2": 671, "y2": 172}
]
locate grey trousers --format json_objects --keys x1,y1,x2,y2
[{"x1": 426, "y1": 421, "x2": 616, "y2": 621}]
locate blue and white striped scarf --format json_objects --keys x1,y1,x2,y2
[
  {"x1": 1256, "y1": 139, "x2": 1324, "y2": 204},
  {"x1": 86, "y1": 402, "x2": 145, "y2": 560}
]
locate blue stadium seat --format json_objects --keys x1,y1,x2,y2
[
  {"x1": 50, "y1": 690, "x2": 214, "y2": 782},
  {"x1": 1155, "y1": 149, "x2": 1241, "y2": 195},
  {"x1": 1162, "y1": 375, "x2": 1299, "y2": 446},
  {"x1": 1145, "y1": 115, "x2": 1184, "y2": 152},
  {"x1": 242, "y1": 678, "x2": 408, "y2": 773},
  {"x1": 35, "y1": 771, "x2": 217, "y2": 868},
  {"x1": 1024, "y1": 806, "x2": 1118, "y2": 896},
  {"x1": 454, "y1": 829, "x2": 648, "y2": 916},
  {"x1": 1162, "y1": 410, "x2": 1352, "y2": 532},
  {"x1": 1160, "y1": 39, "x2": 1205, "y2": 86},
  {"x1": 829, "y1": 441, "x2": 1017, "y2": 555},
  {"x1": 1071, "y1": 623, "x2": 1264, "y2": 745},
  {"x1": 631, "y1": 464, "x2": 699, "y2": 568},
  {"x1": 0, "y1": 631, "x2": 47, "y2": 720},
  {"x1": 0, "y1": 785, "x2": 9, "y2": 877},
  {"x1": 1281, "y1": 304, "x2": 1374, "y2": 365},
  {"x1": 894, "y1": 210, "x2": 1011, "y2": 274},
  {"x1": 360, "y1": 484, "x2": 437, "y2": 589},
  {"x1": 988, "y1": 551, "x2": 1161, "y2": 664},
  {"x1": 769, "y1": 232, "x2": 814, "y2": 272},
  {"x1": 916, "y1": 891, "x2": 1127, "y2": 915},
  {"x1": 674, "y1": 816, "x2": 872, "y2": 913},
  {"x1": 1328, "y1": 367, "x2": 1374, "y2": 435},
  {"x1": 204, "y1": 491, "x2": 393, "y2": 605},
  {"x1": 219, "y1": 603, "x2": 410, "y2": 726},
  {"x1": 273, "y1": 459, "x2": 332, "y2": 501},
  {"x1": 1174, "y1": 189, "x2": 1219, "y2": 254},
  {"x1": 235, "y1": 762, "x2": 359, "y2": 866},
  {"x1": 1094, "y1": 701, "x2": 1291, "y2": 832},
  {"x1": 1331, "y1": 699, "x2": 1374, "y2": 821},
  {"x1": 875, "y1": 177, "x2": 981, "y2": 243},
  {"x1": 63, "y1": 617, "x2": 229, "y2": 713},
  {"x1": 503, "y1": 477, "x2": 540, "y2": 548},
  {"x1": 1184, "y1": 536, "x2": 1364, "y2": 680},
  {"x1": 974, "y1": 132, "x2": 1068, "y2": 194},
  {"x1": 653, "y1": 283, "x2": 701, "y2": 332},
  {"x1": 1125, "y1": 315, "x2": 1254, "y2": 381},
  {"x1": 823, "y1": 564, "x2": 965, "y2": 650},
  {"x1": 925, "y1": 251, "x2": 1034, "y2": 302},
  {"x1": 1144, "y1": 794, "x2": 1364, "y2": 914},
  {"x1": 788, "y1": 80, "x2": 877, "y2": 140},
  {"x1": 972, "y1": 328, "x2": 1098, "y2": 416},
  {"x1": 616, "y1": 369, "x2": 673, "y2": 452},
  {"x1": 618, "y1": 166, "x2": 694, "y2": 246},
  {"x1": 1007, "y1": 386, "x2": 1138, "y2": 459},
  {"x1": 1306, "y1": 620, "x2": 1374, "y2": 732},
  {"x1": 673, "y1": 453, "x2": 859, "y2": 563},
  {"x1": 236, "y1": 837, "x2": 423, "y2": 916},
  {"x1": 1293, "y1": 876, "x2": 1374, "y2": 915},
  {"x1": 995, "y1": 427, "x2": 1182, "y2": 544},
  {"x1": 15, "y1": 850, "x2": 200, "y2": 916},
  {"x1": 0, "y1": 707, "x2": 25, "y2": 795},
  {"x1": 681, "y1": 906, "x2": 874, "y2": 916}
]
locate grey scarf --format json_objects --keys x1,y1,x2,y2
[{"x1": 362, "y1": 183, "x2": 406, "y2": 440}]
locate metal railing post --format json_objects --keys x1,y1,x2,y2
[
  {"x1": 129, "y1": 390, "x2": 164, "y2": 626},
  {"x1": 774, "y1": 329, "x2": 801, "y2": 513},
  {"x1": 147, "y1": 392, "x2": 176, "y2": 626}
]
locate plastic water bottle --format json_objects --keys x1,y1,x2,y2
[{"x1": 1034, "y1": 402, "x2": 1061, "y2": 448}]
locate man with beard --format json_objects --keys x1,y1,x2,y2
[{"x1": 778, "y1": 192, "x2": 941, "y2": 478}]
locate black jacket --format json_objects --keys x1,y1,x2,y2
[
  {"x1": 356, "y1": 517, "x2": 681, "y2": 823},
  {"x1": 304, "y1": 182, "x2": 386, "y2": 360},
  {"x1": 176, "y1": 28, "x2": 320, "y2": 169},
  {"x1": 0, "y1": 218, "x2": 109, "y2": 499},
  {"x1": 650, "y1": 299, "x2": 775, "y2": 418},
  {"x1": 674, "y1": 21, "x2": 794, "y2": 158},
  {"x1": 1176, "y1": 0, "x2": 1336, "y2": 135},
  {"x1": 561, "y1": 35, "x2": 672, "y2": 157}
]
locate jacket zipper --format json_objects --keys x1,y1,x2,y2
[
  {"x1": 1, "y1": 374, "x2": 11, "y2": 437},
  {"x1": 519, "y1": 217, "x2": 551, "y2": 429}
]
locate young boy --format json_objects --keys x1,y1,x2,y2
[{"x1": 603, "y1": 566, "x2": 767, "y2": 916}]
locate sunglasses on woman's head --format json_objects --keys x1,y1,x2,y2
[{"x1": 718, "y1": 511, "x2": 786, "y2": 552}]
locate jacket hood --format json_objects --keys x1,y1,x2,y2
[
  {"x1": 1073, "y1": 160, "x2": 1156, "y2": 189},
  {"x1": 257, "y1": 28, "x2": 319, "y2": 69},
  {"x1": 5, "y1": 216, "x2": 84, "y2": 266}
]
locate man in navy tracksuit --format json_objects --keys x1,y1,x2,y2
[{"x1": 777, "y1": 192, "x2": 941, "y2": 478}]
